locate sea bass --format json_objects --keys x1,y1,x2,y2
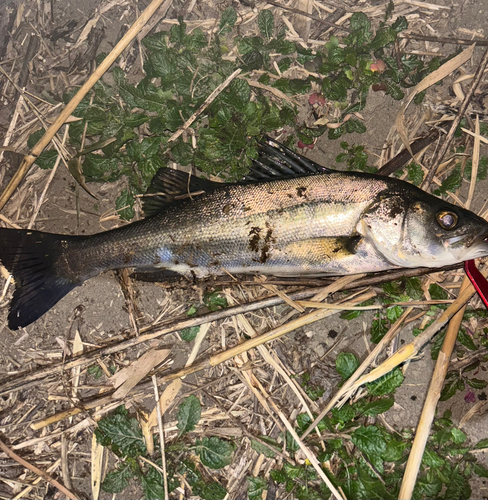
[{"x1": 1, "y1": 138, "x2": 488, "y2": 329}]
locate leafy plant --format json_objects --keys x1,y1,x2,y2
[
  {"x1": 95, "y1": 399, "x2": 234, "y2": 499},
  {"x1": 247, "y1": 359, "x2": 487, "y2": 499},
  {"x1": 29, "y1": 8, "x2": 454, "y2": 220}
]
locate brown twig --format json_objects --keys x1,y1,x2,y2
[
  {"x1": 0, "y1": 437, "x2": 79, "y2": 500},
  {"x1": 377, "y1": 128, "x2": 441, "y2": 176},
  {"x1": 265, "y1": 1, "x2": 351, "y2": 32},
  {"x1": 17, "y1": 35, "x2": 39, "y2": 91},
  {"x1": 421, "y1": 47, "x2": 488, "y2": 190},
  {"x1": 400, "y1": 33, "x2": 488, "y2": 47}
]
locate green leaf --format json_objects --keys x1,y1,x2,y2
[
  {"x1": 451, "y1": 428, "x2": 467, "y2": 444},
  {"x1": 439, "y1": 165, "x2": 462, "y2": 194},
  {"x1": 101, "y1": 459, "x2": 138, "y2": 493},
  {"x1": 349, "y1": 12, "x2": 371, "y2": 35},
  {"x1": 432, "y1": 428, "x2": 452, "y2": 445},
  {"x1": 474, "y1": 463, "x2": 488, "y2": 478},
  {"x1": 457, "y1": 328, "x2": 478, "y2": 351},
  {"x1": 219, "y1": 7, "x2": 237, "y2": 35},
  {"x1": 466, "y1": 377, "x2": 487, "y2": 389},
  {"x1": 383, "y1": 438, "x2": 408, "y2": 461},
  {"x1": 270, "y1": 469, "x2": 288, "y2": 483},
  {"x1": 283, "y1": 462, "x2": 303, "y2": 479},
  {"x1": 429, "y1": 283, "x2": 448, "y2": 300},
  {"x1": 141, "y1": 474, "x2": 167, "y2": 500},
  {"x1": 406, "y1": 162, "x2": 424, "y2": 186},
  {"x1": 358, "y1": 397, "x2": 394, "y2": 417},
  {"x1": 386, "y1": 305, "x2": 403, "y2": 323},
  {"x1": 204, "y1": 292, "x2": 228, "y2": 311},
  {"x1": 171, "y1": 139, "x2": 194, "y2": 166},
  {"x1": 36, "y1": 150, "x2": 58, "y2": 170},
  {"x1": 444, "y1": 466, "x2": 471, "y2": 500},
  {"x1": 83, "y1": 154, "x2": 120, "y2": 182},
  {"x1": 336, "y1": 352, "x2": 360, "y2": 380},
  {"x1": 242, "y1": 50, "x2": 264, "y2": 71},
  {"x1": 195, "y1": 437, "x2": 234, "y2": 469},
  {"x1": 193, "y1": 480, "x2": 227, "y2": 500},
  {"x1": 285, "y1": 430, "x2": 299, "y2": 454},
  {"x1": 404, "y1": 277, "x2": 424, "y2": 300},
  {"x1": 352, "y1": 426, "x2": 387, "y2": 457},
  {"x1": 392, "y1": 16, "x2": 408, "y2": 32},
  {"x1": 224, "y1": 79, "x2": 251, "y2": 111},
  {"x1": 28, "y1": 128, "x2": 45, "y2": 148},
  {"x1": 95, "y1": 406, "x2": 146, "y2": 457},
  {"x1": 367, "y1": 368, "x2": 404, "y2": 396},
  {"x1": 180, "y1": 326, "x2": 200, "y2": 342},
  {"x1": 430, "y1": 329, "x2": 445, "y2": 360},
  {"x1": 476, "y1": 438, "x2": 488, "y2": 449},
  {"x1": 371, "y1": 318, "x2": 389, "y2": 343},
  {"x1": 248, "y1": 476, "x2": 267, "y2": 500},
  {"x1": 332, "y1": 404, "x2": 357, "y2": 423},
  {"x1": 422, "y1": 449, "x2": 445, "y2": 467},
  {"x1": 296, "y1": 412, "x2": 312, "y2": 431},
  {"x1": 88, "y1": 364, "x2": 103, "y2": 379},
  {"x1": 177, "y1": 395, "x2": 201, "y2": 435},
  {"x1": 251, "y1": 438, "x2": 277, "y2": 458},
  {"x1": 413, "y1": 471, "x2": 442, "y2": 498},
  {"x1": 116, "y1": 189, "x2": 135, "y2": 221},
  {"x1": 257, "y1": 10, "x2": 274, "y2": 39},
  {"x1": 440, "y1": 377, "x2": 464, "y2": 401},
  {"x1": 369, "y1": 27, "x2": 397, "y2": 51}
]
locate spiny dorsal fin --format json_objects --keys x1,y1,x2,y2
[
  {"x1": 142, "y1": 169, "x2": 221, "y2": 217},
  {"x1": 245, "y1": 136, "x2": 334, "y2": 181}
]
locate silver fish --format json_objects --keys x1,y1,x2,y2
[{"x1": 1, "y1": 138, "x2": 487, "y2": 329}]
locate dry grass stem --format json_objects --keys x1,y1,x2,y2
[
  {"x1": 0, "y1": 0, "x2": 173, "y2": 210},
  {"x1": 0, "y1": 438, "x2": 79, "y2": 500},
  {"x1": 152, "y1": 375, "x2": 169, "y2": 500},
  {"x1": 399, "y1": 275, "x2": 472, "y2": 500},
  {"x1": 396, "y1": 43, "x2": 475, "y2": 156},
  {"x1": 302, "y1": 307, "x2": 413, "y2": 439}
]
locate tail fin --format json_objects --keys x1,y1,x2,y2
[{"x1": 0, "y1": 229, "x2": 80, "y2": 329}]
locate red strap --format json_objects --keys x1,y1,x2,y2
[{"x1": 464, "y1": 260, "x2": 488, "y2": 309}]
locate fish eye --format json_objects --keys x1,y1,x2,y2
[{"x1": 436, "y1": 211, "x2": 458, "y2": 230}]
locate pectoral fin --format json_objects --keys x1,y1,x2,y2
[
  {"x1": 281, "y1": 235, "x2": 390, "y2": 275},
  {"x1": 284, "y1": 236, "x2": 362, "y2": 262}
]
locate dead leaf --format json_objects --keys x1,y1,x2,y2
[
  {"x1": 112, "y1": 349, "x2": 171, "y2": 400},
  {"x1": 396, "y1": 44, "x2": 475, "y2": 155},
  {"x1": 147, "y1": 379, "x2": 182, "y2": 429}
]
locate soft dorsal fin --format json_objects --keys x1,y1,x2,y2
[
  {"x1": 143, "y1": 169, "x2": 221, "y2": 217},
  {"x1": 245, "y1": 136, "x2": 334, "y2": 181}
]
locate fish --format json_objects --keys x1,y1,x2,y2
[{"x1": 1, "y1": 137, "x2": 488, "y2": 329}]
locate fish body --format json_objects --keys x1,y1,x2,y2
[{"x1": 1, "y1": 138, "x2": 488, "y2": 329}]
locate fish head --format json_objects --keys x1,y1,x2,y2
[{"x1": 359, "y1": 194, "x2": 488, "y2": 268}]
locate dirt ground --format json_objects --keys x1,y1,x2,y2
[{"x1": 0, "y1": 0, "x2": 488, "y2": 499}]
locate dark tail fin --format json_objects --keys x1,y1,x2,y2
[{"x1": 0, "y1": 229, "x2": 80, "y2": 329}]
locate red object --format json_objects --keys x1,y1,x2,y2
[
  {"x1": 297, "y1": 140, "x2": 314, "y2": 150},
  {"x1": 465, "y1": 260, "x2": 488, "y2": 309},
  {"x1": 308, "y1": 93, "x2": 326, "y2": 106}
]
